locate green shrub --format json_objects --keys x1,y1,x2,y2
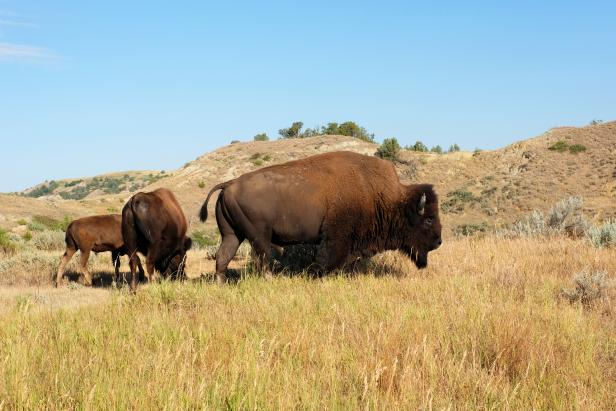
[
  {"x1": 375, "y1": 138, "x2": 401, "y2": 161},
  {"x1": 568, "y1": 144, "x2": 586, "y2": 154},
  {"x1": 441, "y1": 189, "x2": 480, "y2": 213},
  {"x1": 279, "y1": 122, "x2": 304, "y2": 139},
  {"x1": 430, "y1": 145, "x2": 443, "y2": 154},
  {"x1": 27, "y1": 180, "x2": 59, "y2": 198},
  {"x1": 448, "y1": 143, "x2": 461, "y2": 152},
  {"x1": 64, "y1": 179, "x2": 82, "y2": 187},
  {"x1": 320, "y1": 122, "x2": 374, "y2": 142},
  {"x1": 198, "y1": 181, "x2": 206, "y2": 189},
  {"x1": 253, "y1": 159, "x2": 264, "y2": 166},
  {"x1": 254, "y1": 133, "x2": 269, "y2": 141},
  {"x1": 191, "y1": 229, "x2": 220, "y2": 249},
  {"x1": 406, "y1": 141, "x2": 428, "y2": 152},
  {"x1": 548, "y1": 141, "x2": 569, "y2": 152},
  {"x1": 16, "y1": 219, "x2": 27, "y2": 226},
  {"x1": 29, "y1": 215, "x2": 72, "y2": 232},
  {"x1": 0, "y1": 229, "x2": 16, "y2": 254}
]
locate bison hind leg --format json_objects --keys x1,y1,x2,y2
[{"x1": 215, "y1": 233, "x2": 244, "y2": 285}]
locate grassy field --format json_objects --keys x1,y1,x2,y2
[{"x1": 0, "y1": 236, "x2": 614, "y2": 409}]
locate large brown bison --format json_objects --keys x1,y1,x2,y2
[
  {"x1": 56, "y1": 214, "x2": 144, "y2": 287},
  {"x1": 122, "y1": 188, "x2": 192, "y2": 291},
  {"x1": 200, "y1": 151, "x2": 442, "y2": 284}
]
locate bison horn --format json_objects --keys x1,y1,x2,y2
[{"x1": 418, "y1": 193, "x2": 426, "y2": 216}]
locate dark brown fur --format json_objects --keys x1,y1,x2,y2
[
  {"x1": 122, "y1": 188, "x2": 192, "y2": 291},
  {"x1": 200, "y1": 151, "x2": 442, "y2": 284},
  {"x1": 56, "y1": 214, "x2": 144, "y2": 287}
]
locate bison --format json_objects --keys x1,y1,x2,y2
[
  {"x1": 56, "y1": 214, "x2": 144, "y2": 287},
  {"x1": 122, "y1": 188, "x2": 192, "y2": 291},
  {"x1": 200, "y1": 151, "x2": 442, "y2": 284}
]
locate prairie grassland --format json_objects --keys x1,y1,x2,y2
[{"x1": 0, "y1": 236, "x2": 614, "y2": 409}]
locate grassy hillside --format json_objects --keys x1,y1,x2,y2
[{"x1": 2, "y1": 121, "x2": 615, "y2": 235}]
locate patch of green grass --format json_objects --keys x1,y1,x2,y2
[
  {"x1": 548, "y1": 140, "x2": 569, "y2": 152},
  {"x1": 190, "y1": 229, "x2": 220, "y2": 248},
  {"x1": 0, "y1": 229, "x2": 16, "y2": 254},
  {"x1": 28, "y1": 215, "x2": 72, "y2": 232},
  {"x1": 568, "y1": 144, "x2": 587, "y2": 154}
]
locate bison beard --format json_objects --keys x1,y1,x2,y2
[{"x1": 200, "y1": 151, "x2": 442, "y2": 284}]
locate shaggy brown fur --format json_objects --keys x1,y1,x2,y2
[
  {"x1": 56, "y1": 214, "x2": 144, "y2": 287},
  {"x1": 122, "y1": 188, "x2": 192, "y2": 291},
  {"x1": 200, "y1": 151, "x2": 442, "y2": 284}
]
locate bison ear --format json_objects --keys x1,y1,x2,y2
[{"x1": 184, "y1": 237, "x2": 193, "y2": 251}]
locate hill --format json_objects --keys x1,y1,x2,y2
[{"x1": 1, "y1": 121, "x2": 615, "y2": 234}]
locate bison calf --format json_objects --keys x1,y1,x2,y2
[
  {"x1": 122, "y1": 188, "x2": 192, "y2": 291},
  {"x1": 56, "y1": 214, "x2": 144, "y2": 287}
]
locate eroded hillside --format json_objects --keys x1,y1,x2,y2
[{"x1": 1, "y1": 121, "x2": 615, "y2": 235}]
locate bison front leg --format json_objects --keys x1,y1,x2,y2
[
  {"x1": 250, "y1": 238, "x2": 272, "y2": 278},
  {"x1": 56, "y1": 247, "x2": 76, "y2": 287}
]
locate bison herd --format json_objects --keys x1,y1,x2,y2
[{"x1": 55, "y1": 151, "x2": 442, "y2": 291}]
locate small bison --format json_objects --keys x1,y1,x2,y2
[
  {"x1": 200, "y1": 151, "x2": 442, "y2": 284},
  {"x1": 56, "y1": 214, "x2": 144, "y2": 287},
  {"x1": 122, "y1": 188, "x2": 192, "y2": 291}
]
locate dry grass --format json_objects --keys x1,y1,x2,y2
[{"x1": 0, "y1": 236, "x2": 614, "y2": 409}]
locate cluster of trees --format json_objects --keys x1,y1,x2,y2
[
  {"x1": 253, "y1": 121, "x2": 374, "y2": 142},
  {"x1": 404, "y1": 141, "x2": 460, "y2": 154}
]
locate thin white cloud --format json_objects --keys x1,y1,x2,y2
[
  {"x1": 0, "y1": 42, "x2": 54, "y2": 62},
  {"x1": 0, "y1": 18, "x2": 37, "y2": 28}
]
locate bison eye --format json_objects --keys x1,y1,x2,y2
[{"x1": 423, "y1": 218, "x2": 434, "y2": 227}]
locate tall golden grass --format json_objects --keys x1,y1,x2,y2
[{"x1": 0, "y1": 236, "x2": 614, "y2": 409}]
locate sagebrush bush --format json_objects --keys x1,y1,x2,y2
[
  {"x1": 505, "y1": 197, "x2": 588, "y2": 237},
  {"x1": 561, "y1": 271, "x2": 610, "y2": 307},
  {"x1": 31, "y1": 230, "x2": 66, "y2": 251},
  {"x1": 586, "y1": 220, "x2": 616, "y2": 248}
]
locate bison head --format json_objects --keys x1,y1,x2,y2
[
  {"x1": 156, "y1": 237, "x2": 193, "y2": 280},
  {"x1": 402, "y1": 185, "x2": 442, "y2": 269}
]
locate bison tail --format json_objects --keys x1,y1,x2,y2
[
  {"x1": 199, "y1": 181, "x2": 232, "y2": 222},
  {"x1": 64, "y1": 224, "x2": 77, "y2": 251}
]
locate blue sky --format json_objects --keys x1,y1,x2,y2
[{"x1": 1, "y1": 1, "x2": 615, "y2": 192}]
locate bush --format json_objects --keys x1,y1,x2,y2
[
  {"x1": 441, "y1": 189, "x2": 480, "y2": 214},
  {"x1": 548, "y1": 141, "x2": 569, "y2": 152},
  {"x1": 31, "y1": 230, "x2": 66, "y2": 251},
  {"x1": 406, "y1": 141, "x2": 428, "y2": 152},
  {"x1": 29, "y1": 215, "x2": 72, "y2": 232},
  {"x1": 586, "y1": 220, "x2": 616, "y2": 248},
  {"x1": 27, "y1": 180, "x2": 59, "y2": 198},
  {"x1": 505, "y1": 197, "x2": 588, "y2": 237},
  {"x1": 453, "y1": 222, "x2": 490, "y2": 237},
  {"x1": 375, "y1": 138, "x2": 401, "y2": 161},
  {"x1": 254, "y1": 133, "x2": 269, "y2": 141},
  {"x1": 279, "y1": 122, "x2": 304, "y2": 139},
  {"x1": 561, "y1": 271, "x2": 609, "y2": 307},
  {"x1": 198, "y1": 181, "x2": 206, "y2": 189},
  {"x1": 191, "y1": 230, "x2": 220, "y2": 249},
  {"x1": 448, "y1": 143, "x2": 461, "y2": 152},
  {"x1": 320, "y1": 122, "x2": 374, "y2": 142},
  {"x1": 0, "y1": 229, "x2": 16, "y2": 254},
  {"x1": 430, "y1": 145, "x2": 443, "y2": 154},
  {"x1": 568, "y1": 144, "x2": 587, "y2": 154},
  {"x1": 473, "y1": 148, "x2": 482, "y2": 156}
]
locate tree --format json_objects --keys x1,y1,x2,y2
[
  {"x1": 253, "y1": 133, "x2": 269, "y2": 141},
  {"x1": 278, "y1": 121, "x2": 304, "y2": 139},
  {"x1": 301, "y1": 127, "x2": 321, "y2": 137},
  {"x1": 408, "y1": 141, "x2": 428, "y2": 152},
  {"x1": 376, "y1": 138, "x2": 401, "y2": 161},
  {"x1": 320, "y1": 121, "x2": 374, "y2": 142},
  {"x1": 431, "y1": 145, "x2": 443, "y2": 154},
  {"x1": 448, "y1": 143, "x2": 460, "y2": 152}
]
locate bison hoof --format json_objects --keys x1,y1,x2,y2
[{"x1": 215, "y1": 273, "x2": 227, "y2": 286}]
